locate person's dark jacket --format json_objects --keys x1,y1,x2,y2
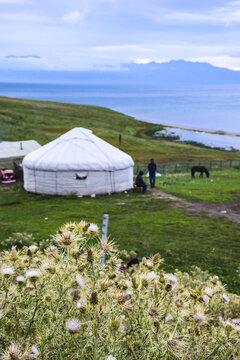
[
  {"x1": 148, "y1": 163, "x2": 157, "y2": 175},
  {"x1": 136, "y1": 174, "x2": 146, "y2": 187}
]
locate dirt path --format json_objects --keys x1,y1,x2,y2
[{"x1": 149, "y1": 188, "x2": 240, "y2": 224}]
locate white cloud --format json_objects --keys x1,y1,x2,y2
[
  {"x1": 62, "y1": 9, "x2": 88, "y2": 24},
  {"x1": 187, "y1": 55, "x2": 240, "y2": 70}
]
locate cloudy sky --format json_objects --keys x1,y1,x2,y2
[{"x1": 1, "y1": 0, "x2": 240, "y2": 70}]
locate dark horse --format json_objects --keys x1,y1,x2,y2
[{"x1": 191, "y1": 166, "x2": 210, "y2": 178}]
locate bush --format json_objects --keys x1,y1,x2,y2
[{"x1": 0, "y1": 220, "x2": 239, "y2": 359}]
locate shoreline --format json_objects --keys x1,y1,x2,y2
[{"x1": 136, "y1": 118, "x2": 240, "y2": 137}]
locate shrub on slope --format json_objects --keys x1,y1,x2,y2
[{"x1": 0, "y1": 221, "x2": 239, "y2": 360}]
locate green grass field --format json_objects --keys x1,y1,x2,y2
[
  {"x1": 0, "y1": 97, "x2": 240, "y2": 294},
  {"x1": 0, "y1": 180, "x2": 239, "y2": 294},
  {"x1": 158, "y1": 168, "x2": 240, "y2": 202}
]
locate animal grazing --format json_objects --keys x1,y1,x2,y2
[{"x1": 191, "y1": 166, "x2": 210, "y2": 178}]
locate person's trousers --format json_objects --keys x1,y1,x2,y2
[
  {"x1": 142, "y1": 184, "x2": 147, "y2": 193},
  {"x1": 149, "y1": 174, "x2": 156, "y2": 188}
]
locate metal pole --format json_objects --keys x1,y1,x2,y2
[{"x1": 100, "y1": 214, "x2": 109, "y2": 267}]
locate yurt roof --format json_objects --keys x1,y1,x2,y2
[
  {"x1": 0, "y1": 140, "x2": 41, "y2": 159},
  {"x1": 0, "y1": 140, "x2": 41, "y2": 168},
  {"x1": 23, "y1": 128, "x2": 134, "y2": 171}
]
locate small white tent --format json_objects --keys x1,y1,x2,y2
[
  {"x1": 0, "y1": 140, "x2": 41, "y2": 168},
  {"x1": 23, "y1": 128, "x2": 134, "y2": 196}
]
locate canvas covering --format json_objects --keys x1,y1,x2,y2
[
  {"x1": 23, "y1": 128, "x2": 134, "y2": 195},
  {"x1": 0, "y1": 140, "x2": 41, "y2": 168}
]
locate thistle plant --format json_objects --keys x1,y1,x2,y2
[{"x1": 0, "y1": 220, "x2": 239, "y2": 360}]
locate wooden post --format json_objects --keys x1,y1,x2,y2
[
  {"x1": 100, "y1": 214, "x2": 109, "y2": 267},
  {"x1": 119, "y1": 134, "x2": 122, "y2": 147}
]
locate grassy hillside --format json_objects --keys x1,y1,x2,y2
[{"x1": 1, "y1": 96, "x2": 240, "y2": 164}]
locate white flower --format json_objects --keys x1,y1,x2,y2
[
  {"x1": 107, "y1": 356, "x2": 116, "y2": 360},
  {"x1": 88, "y1": 223, "x2": 98, "y2": 233},
  {"x1": 49, "y1": 246, "x2": 57, "y2": 251},
  {"x1": 77, "y1": 297, "x2": 87, "y2": 309},
  {"x1": 124, "y1": 289, "x2": 133, "y2": 297},
  {"x1": 31, "y1": 345, "x2": 40, "y2": 358},
  {"x1": 1, "y1": 267, "x2": 14, "y2": 276},
  {"x1": 29, "y1": 245, "x2": 39, "y2": 253},
  {"x1": 16, "y1": 275, "x2": 25, "y2": 283},
  {"x1": 76, "y1": 274, "x2": 86, "y2": 288},
  {"x1": 202, "y1": 295, "x2": 209, "y2": 304},
  {"x1": 234, "y1": 325, "x2": 240, "y2": 332},
  {"x1": 66, "y1": 318, "x2": 80, "y2": 333},
  {"x1": 194, "y1": 312, "x2": 206, "y2": 323},
  {"x1": 25, "y1": 269, "x2": 41, "y2": 279},
  {"x1": 231, "y1": 319, "x2": 240, "y2": 324},
  {"x1": 0, "y1": 312, "x2": 3, "y2": 320},
  {"x1": 223, "y1": 293, "x2": 230, "y2": 302},
  {"x1": 125, "y1": 280, "x2": 132, "y2": 288},
  {"x1": 204, "y1": 287, "x2": 213, "y2": 297},
  {"x1": 164, "y1": 273, "x2": 178, "y2": 283},
  {"x1": 165, "y1": 313, "x2": 174, "y2": 322},
  {"x1": 145, "y1": 260, "x2": 153, "y2": 268},
  {"x1": 146, "y1": 271, "x2": 157, "y2": 281},
  {"x1": 226, "y1": 319, "x2": 232, "y2": 327}
]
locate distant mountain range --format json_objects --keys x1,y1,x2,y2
[{"x1": 1, "y1": 60, "x2": 240, "y2": 84}]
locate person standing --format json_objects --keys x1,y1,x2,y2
[{"x1": 148, "y1": 158, "x2": 157, "y2": 188}]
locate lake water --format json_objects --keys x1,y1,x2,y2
[
  {"x1": 1, "y1": 82, "x2": 240, "y2": 148},
  {"x1": 155, "y1": 128, "x2": 240, "y2": 151}
]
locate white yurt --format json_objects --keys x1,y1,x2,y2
[{"x1": 23, "y1": 128, "x2": 134, "y2": 196}]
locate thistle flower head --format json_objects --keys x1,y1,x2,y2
[
  {"x1": 1, "y1": 267, "x2": 14, "y2": 276},
  {"x1": 76, "y1": 274, "x2": 86, "y2": 288},
  {"x1": 66, "y1": 318, "x2": 80, "y2": 334},
  {"x1": 25, "y1": 268, "x2": 41, "y2": 280},
  {"x1": 204, "y1": 287, "x2": 213, "y2": 297},
  {"x1": 167, "y1": 335, "x2": 187, "y2": 356},
  {"x1": 16, "y1": 275, "x2": 25, "y2": 283},
  {"x1": 145, "y1": 271, "x2": 157, "y2": 281},
  {"x1": 202, "y1": 294, "x2": 209, "y2": 304},
  {"x1": 31, "y1": 345, "x2": 40, "y2": 358},
  {"x1": 223, "y1": 293, "x2": 230, "y2": 302},
  {"x1": 2, "y1": 343, "x2": 22, "y2": 360},
  {"x1": 164, "y1": 273, "x2": 178, "y2": 283},
  {"x1": 152, "y1": 252, "x2": 162, "y2": 265},
  {"x1": 88, "y1": 223, "x2": 99, "y2": 233},
  {"x1": 100, "y1": 239, "x2": 115, "y2": 254},
  {"x1": 194, "y1": 311, "x2": 206, "y2": 323},
  {"x1": 9, "y1": 247, "x2": 19, "y2": 262},
  {"x1": 28, "y1": 245, "x2": 39, "y2": 254},
  {"x1": 90, "y1": 290, "x2": 98, "y2": 305},
  {"x1": 56, "y1": 232, "x2": 75, "y2": 247}
]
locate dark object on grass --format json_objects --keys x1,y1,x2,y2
[
  {"x1": 135, "y1": 171, "x2": 147, "y2": 193},
  {"x1": 120, "y1": 257, "x2": 139, "y2": 271},
  {"x1": 13, "y1": 162, "x2": 23, "y2": 181},
  {"x1": 191, "y1": 166, "x2": 210, "y2": 178}
]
